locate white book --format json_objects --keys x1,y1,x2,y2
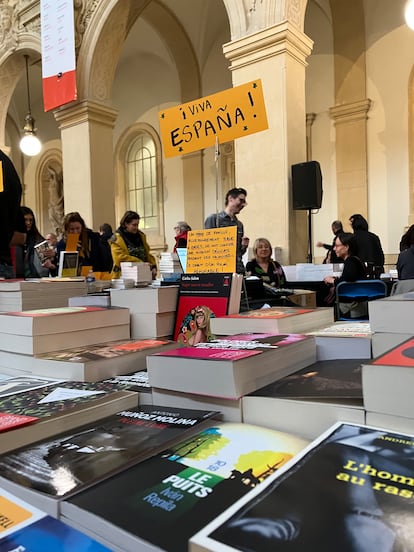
[
  {"x1": 210, "y1": 306, "x2": 334, "y2": 336},
  {"x1": 368, "y1": 292, "x2": 414, "y2": 333},
  {"x1": 152, "y1": 387, "x2": 243, "y2": 422},
  {"x1": 365, "y1": 411, "x2": 414, "y2": 434},
  {"x1": 110, "y1": 285, "x2": 178, "y2": 314},
  {"x1": 362, "y1": 336, "x2": 414, "y2": 418},
  {"x1": 129, "y1": 311, "x2": 175, "y2": 339},
  {"x1": 371, "y1": 331, "x2": 412, "y2": 357},
  {"x1": 307, "y1": 321, "x2": 372, "y2": 360},
  {"x1": 147, "y1": 334, "x2": 316, "y2": 399}
]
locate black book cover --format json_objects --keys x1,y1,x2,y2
[{"x1": 0, "y1": 405, "x2": 217, "y2": 500}]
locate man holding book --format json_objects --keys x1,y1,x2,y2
[{"x1": 204, "y1": 187, "x2": 249, "y2": 274}]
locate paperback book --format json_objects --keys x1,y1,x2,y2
[
  {"x1": 242, "y1": 359, "x2": 365, "y2": 439},
  {"x1": 368, "y1": 292, "x2": 414, "y2": 333},
  {"x1": 0, "y1": 405, "x2": 218, "y2": 517},
  {"x1": 0, "y1": 381, "x2": 138, "y2": 454},
  {"x1": 210, "y1": 305, "x2": 334, "y2": 336},
  {"x1": 191, "y1": 422, "x2": 414, "y2": 551},
  {"x1": 61, "y1": 422, "x2": 309, "y2": 552},
  {"x1": 307, "y1": 321, "x2": 372, "y2": 360},
  {"x1": 0, "y1": 487, "x2": 109, "y2": 551},
  {"x1": 173, "y1": 273, "x2": 243, "y2": 343},
  {"x1": 0, "y1": 375, "x2": 61, "y2": 398},
  {"x1": 31, "y1": 339, "x2": 176, "y2": 382},
  {"x1": 362, "y1": 336, "x2": 414, "y2": 419},
  {"x1": 147, "y1": 333, "x2": 316, "y2": 399}
]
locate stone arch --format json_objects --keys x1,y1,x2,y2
[
  {"x1": 221, "y1": 0, "x2": 308, "y2": 40},
  {"x1": 77, "y1": 0, "x2": 200, "y2": 106}
]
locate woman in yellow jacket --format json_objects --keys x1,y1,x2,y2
[{"x1": 110, "y1": 210, "x2": 157, "y2": 279}]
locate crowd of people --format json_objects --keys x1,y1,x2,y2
[{"x1": 1, "y1": 149, "x2": 411, "y2": 302}]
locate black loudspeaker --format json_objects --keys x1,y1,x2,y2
[{"x1": 291, "y1": 160, "x2": 323, "y2": 210}]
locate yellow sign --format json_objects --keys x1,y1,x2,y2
[
  {"x1": 186, "y1": 227, "x2": 237, "y2": 273},
  {"x1": 0, "y1": 496, "x2": 32, "y2": 532},
  {"x1": 159, "y1": 80, "x2": 268, "y2": 158}
]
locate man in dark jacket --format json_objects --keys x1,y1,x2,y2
[
  {"x1": 0, "y1": 149, "x2": 25, "y2": 278},
  {"x1": 349, "y1": 214, "x2": 384, "y2": 277}
]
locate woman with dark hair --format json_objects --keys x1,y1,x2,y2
[
  {"x1": 110, "y1": 210, "x2": 157, "y2": 279},
  {"x1": 56, "y1": 211, "x2": 106, "y2": 274},
  {"x1": 397, "y1": 224, "x2": 414, "y2": 280},
  {"x1": 324, "y1": 232, "x2": 367, "y2": 316},
  {"x1": 20, "y1": 206, "x2": 53, "y2": 277},
  {"x1": 324, "y1": 232, "x2": 366, "y2": 287},
  {"x1": 349, "y1": 213, "x2": 384, "y2": 277}
]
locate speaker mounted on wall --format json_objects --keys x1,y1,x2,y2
[{"x1": 291, "y1": 160, "x2": 323, "y2": 210}]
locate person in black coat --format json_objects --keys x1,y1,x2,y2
[{"x1": 349, "y1": 214, "x2": 384, "y2": 277}]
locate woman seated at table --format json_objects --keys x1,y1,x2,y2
[
  {"x1": 246, "y1": 238, "x2": 287, "y2": 288},
  {"x1": 323, "y1": 232, "x2": 366, "y2": 317}
]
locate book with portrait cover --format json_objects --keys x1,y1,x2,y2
[
  {"x1": 147, "y1": 333, "x2": 316, "y2": 399},
  {"x1": 0, "y1": 488, "x2": 109, "y2": 551},
  {"x1": 31, "y1": 338, "x2": 176, "y2": 382},
  {"x1": 173, "y1": 273, "x2": 243, "y2": 343},
  {"x1": 190, "y1": 422, "x2": 414, "y2": 552},
  {"x1": 363, "y1": 336, "x2": 414, "y2": 419},
  {"x1": 60, "y1": 422, "x2": 308, "y2": 552},
  {"x1": 0, "y1": 381, "x2": 138, "y2": 454},
  {"x1": 0, "y1": 405, "x2": 218, "y2": 517},
  {"x1": 210, "y1": 305, "x2": 334, "y2": 336}
]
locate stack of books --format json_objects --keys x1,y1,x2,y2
[
  {"x1": 148, "y1": 333, "x2": 317, "y2": 422},
  {"x1": 120, "y1": 262, "x2": 152, "y2": 285},
  {"x1": 0, "y1": 278, "x2": 87, "y2": 311},
  {"x1": 111, "y1": 285, "x2": 179, "y2": 339},
  {"x1": 159, "y1": 252, "x2": 182, "y2": 276}
]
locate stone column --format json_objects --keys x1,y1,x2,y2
[
  {"x1": 223, "y1": 22, "x2": 313, "y2": 264},
  {"x1": 329, "y1": 99, "x2": 371, "y2": 226},
  {"x1": 54, "y1": 100, "x2": 118, "y2": 230}
]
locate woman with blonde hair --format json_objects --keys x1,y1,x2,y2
[{"x1": 246, "y1": 237, "x2": 287, "y2": 289}]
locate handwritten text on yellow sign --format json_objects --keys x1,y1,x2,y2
[
  {"x1": 186, "y1": 227, "x2": 237, "y2": 273},
  {"x1": 159, "y1": 80, "x2": 268, "y2": 158}
]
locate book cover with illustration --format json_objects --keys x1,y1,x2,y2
[
  {"x1": 0, "y1": 381, "x2": 137, "y2": 455},
  {"x1": 0, "y1": 488, "x2": 109, "y2": 551},
  {"x1": 173, "y1": 273, "x2": 242, "y2": 343},
  {"x1": 192, "y1": 422, "x2": 414, "y2": 552},
  {"x1": 370, "y1": 336, "x2": 414, "y2": 367},
  {"x1": 0, "y1": 376, "x2": 61, "y2": 399},
  {"x1": 0, "y1": 405, "x2": 218, "y2": 516},
  {"x1": 62, "y1": 422, "x2": 308, "y2": 551}
]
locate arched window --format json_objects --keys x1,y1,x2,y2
[{"x1": 126, "y1": 133, "x2": 158, "y2": 230}]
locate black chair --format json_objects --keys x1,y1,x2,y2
[{"x1": 335, "y1": 279, "x2": 388, "y2": 321}]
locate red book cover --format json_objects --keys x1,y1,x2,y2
[
  {"x1": 0, "y1": 412, "x2": 38, "y2": 432},
  {"x1": 174, "y1": 273, "x2": 235, "y2": 342},
  {"x1": 153, "y1": 347, "x2": 262, "y2": 361},
  {"x1": 372, "y1": 337, "x2": 414, "y2": 367}
]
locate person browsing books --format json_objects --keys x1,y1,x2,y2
[
  {"x1": 18, "y1": 206, "x2": 55, "y2": 277},
  {"x1": 56, "y1": 212, "x2": 107, "y2": 275},
  {"x1": 110, "y1": 210, "x2": 157, "y2": 279},
  {"x1": 204, "y1": 187, "x2": 249, "y2": 274}
]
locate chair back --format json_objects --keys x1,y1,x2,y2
[
  {"x1": 335, "y1": 279, "x2": 388, "y2": 320},
  {"x1": 390, "y1": 279, "x2": 414, "y2": 295}
]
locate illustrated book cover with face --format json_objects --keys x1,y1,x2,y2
[{"x1": 191, "y1": 422, "x2": 414, "y2": 552}]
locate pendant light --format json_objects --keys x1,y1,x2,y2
[
  {"x1": 19, "y1": 55, "x2": 42, "y2": 157},
  {"x1": 405, "y1": 0, "x2": 414, "y2": 30}
]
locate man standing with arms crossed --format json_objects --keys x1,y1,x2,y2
[
  {"x1": 0, "y1": 149, "x2": 25, "y2": 278},
  {"x1": 204, "y1": 187, "x2": 249, "y2": 274}
]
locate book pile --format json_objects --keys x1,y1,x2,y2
[
  {"x1": 110, "y1": 278, "x2": 135, "y2": 290},
  {"x1": 120, "y1": 261, "x2": 152, "y2": 285},
  {"x1": 148, "y1": 333, "x2": 317, "y2": 421},
  {"x1": 0, "y1": 278, "x2": 88, "y2": 311},
  {"x1": 159, "y1": 252, "x2": 182, "y2": 275},
  {"x1": 307, "y1": 321, "x2": 372, "y2": 360},
  {"x1": 111, "y1": 285, "x2": 179, "y2": 339}
]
